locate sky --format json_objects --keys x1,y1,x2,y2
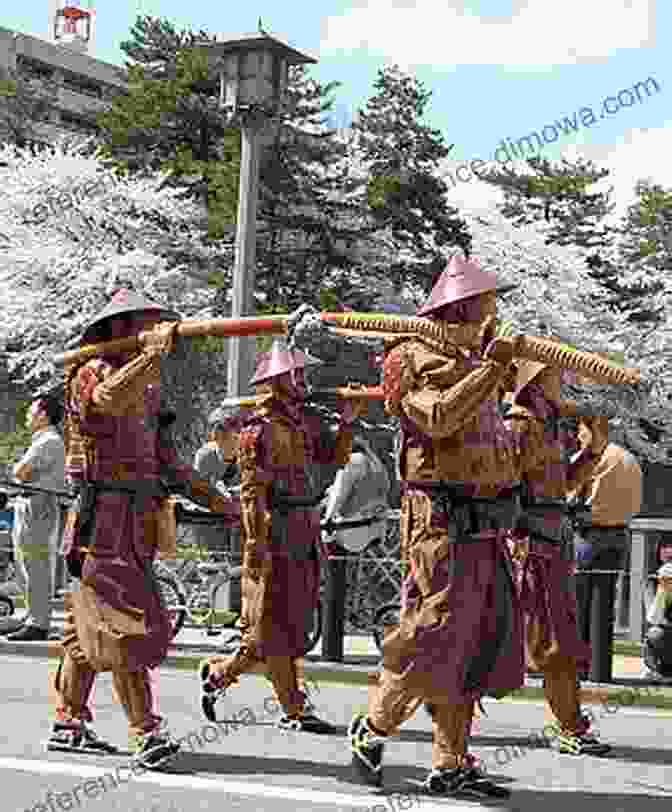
[{"x1": 4, "y1": 0, "x2": 670, "y2": 217}]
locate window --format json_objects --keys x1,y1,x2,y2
[
  {"x1": 61, "y1": 72, "x2": 102, "y2": 99},
  {"x1": 59, "y1": 111, "x2": 98, "y2": 133},
  {"x1": 16, "y1": 56, "x2": 54, "y2": 82}
]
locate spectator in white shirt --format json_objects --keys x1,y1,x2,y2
[{"x1": 4, "y1": 395, "x2": 65, "y2": 641}]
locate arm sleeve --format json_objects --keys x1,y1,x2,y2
[
  {"x1": 401, "y1": 363, "x2": 508, "y2": 439},
  {"x1": 157, "y1": 424, "x2": 235, "y2": 516},
  {"x1": 238, "y1": 423, "x2": 272, "y2": 551},
  {"x1": 89, "y1": 352, "x2": 162, "y2": 417},
  {"x1": 384, "y1": 341, "x2": 507, "y2": 440},
  {"x1": 71, "y1": 355, "x2": 159, "y2": 421},
  {"x1": 308, "y1": 413, "x2": 354, "y2": 468},
  {"x1": 324, "y1": 455, "x2": 367, "y2": 518},
  {"x1": 193, "y1": 447, "x2": 216, "y2": 481},
  {"x1": 14, "y1": 442, "x2": 43, "y2": 480},
  {"x1": 505, "y1": 409, "x2": 541, "y2": 479},
  {"x1": 566, "y1": 448, "x2": 596, "y2": 499}
]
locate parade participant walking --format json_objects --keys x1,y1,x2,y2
[
  {"x1": 50, "y1": 289, "x2": 235, "y2": 769},
  {"x1": 199, "y1": 339, "x2": 363, "y2": 733},
  {"x1": 348, "y1": 255, "x2": 524, "y2": 798},
  {"x1": 4, "y1": 395, "x2": 65, "y2": 641},
  {"x1": 504, "y1": 361, "x2": 610, "y2": 755},
  {"x1": 567, "y1": 415, "x2": 642, "y2": 682}
]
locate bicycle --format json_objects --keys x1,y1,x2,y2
[
  {"x1": 158, "y1": 505, "x2": 397, "y2": 655},
  {"x1": 0, "y1": 540, "x2": 17, "y2": 620},
  {"x1": 151, "y1": 501, "x2": 244, "y2": 643},
  {"x1": 154, "y1": 504, "x2": 325, "y2": 655}
]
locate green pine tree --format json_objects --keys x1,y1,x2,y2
[
  {"x1": 352, "y1": 65, "x2": 471, "y2": 292},
  {"x1": 99, "y1": 15, "x2": 377, "y2": 311},
  {"x1": 97, "y1": 16, "x2": 240, "y2": 239},
  {"x1": 479, "y1": 155, "x2": 614, "y2": 249},
  {"x1": 254, "y1": 65, "x2": 373, "y2": 310},
  {"x1": 589, "y1": 180, "x2": 670, "y2": 325}
]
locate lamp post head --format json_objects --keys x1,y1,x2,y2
[{"x1": 193, "y1": 30, "x2": 316, "y2": 120}]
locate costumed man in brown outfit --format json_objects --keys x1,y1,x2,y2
[
  {"x1": 199, "y1": 340, "x2": 364, "y2": 732},
  {"x1": 567, "y1": 414, "x2": 642, "y2": 682},
  {"x1": 348, "y1": 255, "x2": 525, "y2": 798},
  {"x1": 50, "y1": 289, "x2": 235, "y2": 768},
  {"x1": 504, "y1": 361, "x2": 610, "y2": 755}
]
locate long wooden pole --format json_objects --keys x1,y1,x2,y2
[
  {"x1": 53, "y1": 311, "x2": 641, "y2": 387},
  {"x1": 218, "y1": 386, "x2": 386, "y2": 410},
  {"x1": 53, "y1": 315, "x2": 288, "y2": 368}
]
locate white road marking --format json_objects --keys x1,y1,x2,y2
[
  {"x1": 513, "y1": 784, "x2": 671, "y2": 795},
  {"x1": 0, "y1": 757, "x2": 483, "y2": 810}
]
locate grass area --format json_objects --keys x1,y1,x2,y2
[{"x1": 614, "y1": 638, "x2": 644, "y2": 658}]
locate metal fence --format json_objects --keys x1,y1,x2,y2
[{"x1": 0, "y1": 502, "x2": 667, "y2": 645}]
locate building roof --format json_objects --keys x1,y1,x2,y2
[{"x1": 196, "y1": 32, "x2": 317, "y2": 65}]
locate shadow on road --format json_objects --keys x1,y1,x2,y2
[{"x1": 144, "y1": 753, "x2": 672, "y2": 809}]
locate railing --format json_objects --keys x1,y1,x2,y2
[{"x1": 2, "y1": 499, "x2": 669, "y2": 648}]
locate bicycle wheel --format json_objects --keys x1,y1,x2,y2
[
  {"x1": 156, "y1": 575, "x2": 187, "y2": 640},
  {"x1": 372, "y1": 603, "x2": 401, "y2": 654},
  {"x1": 303, "y1": 599, "x2": 322, "y2": 655},
  {"x1": 0, "y1": 594, "x2": 14, "y2": 618},
  {"x1": 208, "y1": 581, "x2": 240, "y2": 636}
]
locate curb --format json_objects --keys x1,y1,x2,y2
[{"x1": 5, "y1": 640, "x2": 672, "y2": 710}]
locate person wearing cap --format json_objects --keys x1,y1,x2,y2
[
  {"x1": 198, "y1": 339, "x2": 364, "y2": 733},
  {"x1": 504, "y1": 362, "x2": 610, "y2": 755},
  {"x1": 567, "y1": 415, "x2": 642, "y2": 682},
  {"x1": 192, "y1": 406, "x2": 246, "y2": 554},
  {"x1": 643, "y1": 560, "x2": 672, "y2": 681},
  {"x1": 195, "y1": 406, "x2": 245, "y2": 492},
  {"x1": 49, "y1": 288, "x2": 236, "y2": 769},
  {"x1": 348, "y1": 255, "x2": 524, "y2": 798}
]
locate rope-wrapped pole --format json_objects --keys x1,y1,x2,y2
[
  {"x1": 513, "y1": 335, "x2": 640, "y2": 386},
  {"x1": 321, "y1": 312, "x2": 641, "y2": 386}
]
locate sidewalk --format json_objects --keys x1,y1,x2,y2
[{"x1": 2, "y1": 609, "x2": 671, "y2": 710}]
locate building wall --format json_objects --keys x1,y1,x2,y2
[
  {"x1": 0, "y1": 27, "x2": 129, "y2": 430},
  {"x1": 0, "y1": 26, "x2": 127, "y2": 141}
]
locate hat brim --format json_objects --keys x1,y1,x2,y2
[
  {"x1": 417, "y1": 281, "x2": 518, "y2": 317},
  {"x1": 81, "y1": 307, "x2": 180, "y2": 345}
]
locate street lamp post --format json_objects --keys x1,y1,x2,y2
[{"x1": 197, "y1": 31, "x2": 316, "y2": 397}]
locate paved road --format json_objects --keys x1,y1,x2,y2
[{"x1": 3, "y1": 654, "x2": 670, "y2": 812}]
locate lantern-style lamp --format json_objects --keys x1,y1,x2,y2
[{"x1": 196, "y1": 32, "x2": 316, "y2": 118}]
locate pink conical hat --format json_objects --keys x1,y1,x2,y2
[
  {"x1": 81, "y1": 288, "x2": 181, "y2": 344},
  {"x1": 249, "y1": 339, "x2": 322, "y2": 385},
  {"x1": 417, "y1": 255, "x2": 517, "y2": 317}
]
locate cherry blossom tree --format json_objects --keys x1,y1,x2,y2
[
  {"x1": 462, "y1": 207, "x2": 672, "y2": 462},
  {"x1": 1, "y1": 140, "x2": 669, "y2": 462},
  {"x1": 0, "y1": 139, "x2": 233, "y2": 456}
]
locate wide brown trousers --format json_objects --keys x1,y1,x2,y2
[{"x1": 52, "y1": 588, "x2": 162, "y2": 741}]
